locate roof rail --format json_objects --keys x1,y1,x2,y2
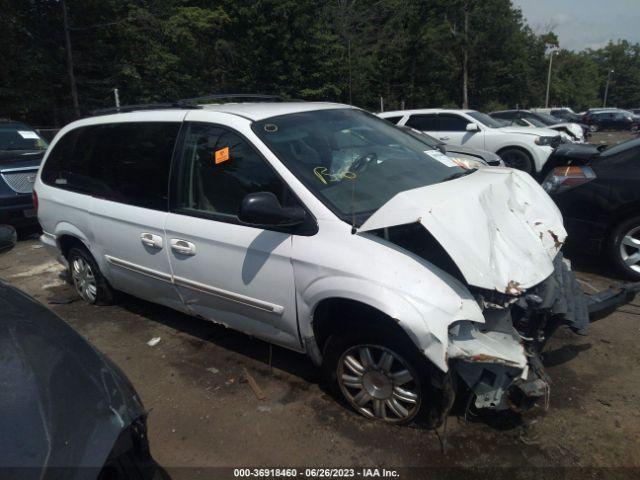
[
  {"x1": 90, "y1": 102, "x2": 202, "y2": 116},
  {"x1": 178, "y1": 93, "x2": 287, "y2": 105}
]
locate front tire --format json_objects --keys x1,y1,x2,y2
[
  {"x1": 498, "y1": 148, "x2": 534, "y2": 174},
  {"x1": 323, "y1": 326, "x2": 443, "y2": 426},
  {"x1": 68, "y1": 246, "x2": 116, "y2": 305},
  {"x1": 608, "y1": 216, "x2": 640, "y2": 280}
]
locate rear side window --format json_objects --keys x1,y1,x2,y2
[
  {"x1": 439, "y1": 114, "x2": 469, "y2": 131},
  {"x1": 175, "y1": 123, "x2": 292, "y2": 218},
  {"x1": 405, "y1": 114, "x2": 438, "y2": 131},
  {"x1": 41, "y1": 122, "x2": 180, "y2": 211}
]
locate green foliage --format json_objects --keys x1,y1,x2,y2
[{"x1": 1, "y1": 0, "x2": 639, "y2": 126}]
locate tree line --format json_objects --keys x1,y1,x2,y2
[{"x1": 2, "y1": 0, "x2": 640, "y2": 127}]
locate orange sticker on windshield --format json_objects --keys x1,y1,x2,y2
[{"x1": 214, "y1": 147, "x2": 230, "y2": 164}]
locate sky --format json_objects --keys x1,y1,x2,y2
[{"x1": 511, "y1": 0, "x2": 640, "y2": 51}]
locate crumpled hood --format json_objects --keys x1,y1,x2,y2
[
  {"x1": 549, "y1": 122, "x2": 584, "y2": 139},
  {"x1": 359, "y1": 168, "x2": 566, "y2": 293},
  {"x1": 497, "y1": 125, "x2": 559, "y2": 137}
]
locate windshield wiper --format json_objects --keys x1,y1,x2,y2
[{"x1": 442, "y1": 168, "x2": 477, "y2": 182}]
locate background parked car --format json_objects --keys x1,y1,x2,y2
[
  {"x1": 396, "y1": 125, "x2": 504, "y2": 169},
  {"x1": 0, "y1": 224, "x2": 160, "y2": 480},
  {"x1": 0, "y1": 120, "x2": 48, "y2": 227},
  {"x1": 534, "y1": 107, "x2": 584, "y2": 124},
  {"x1": 583, "y1": 109, "x2": 640, "y2": 132},
  {"x1": 542, "y1": 137, "x2": 640, "y2": 280},
  {"x1": 379, "y1": 109, "x2": 561, "y2": 174},
  {"x1": 490, "y1": 109, "x2": 585, "y2": 143}
]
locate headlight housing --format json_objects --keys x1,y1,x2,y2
[
  {"x1": 535, "y1": 135, "x2": 558, "y2": 146},
  {"x1": 542, "y1": 165, "x2": 596, "y2": 195}
]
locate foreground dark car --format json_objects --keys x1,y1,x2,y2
[
  {"x1": 542, "y1": 137, "x2": 640, "y2": 280},
  {"x1": 0, "y1": 227, "x2": 158, "y2": 480},
  {"x1": 0, "y1": 121, "x2": 48, "y2": 226}
]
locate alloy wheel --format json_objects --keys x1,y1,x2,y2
[
  {"x1": 620, "y1": 225, "x2": 640, "y2": 274},
  {"x1": 71, "y1": 256, "x2": 97, "y2": 303},
  {"x1": 337, "y1": 345, "x2": 421, "y2": 423}
]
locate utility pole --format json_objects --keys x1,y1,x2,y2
[
  {"x1": 603, "y1": 69, "x2": 614, "y2": 107},
  {"x1": 347, "y1": 39, "x2": 352, "y2": 105},
  {"x1": 545, "y1": 50, "x2": 558, "y2": 108},
  {"x1": 462, "y1": 1, "x2": 470, "y2": 109},
  {"x1": 61, "y1": 0, "x2": 80, "y2": 118}
]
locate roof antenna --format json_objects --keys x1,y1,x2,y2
[{"x1": 350, "y1": 176, "x2": 357, "y2": 234}]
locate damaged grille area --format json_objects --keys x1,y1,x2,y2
[{"x1": 452, "y1": 252, "x2": 590, "y2": 412}]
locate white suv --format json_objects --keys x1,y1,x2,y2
[
  {"x1": 36, "y1": 101, "x2": 588, "y2": 425},
  {"x1": 379, "y1": 109, "x2": 561, "y2": 175}
]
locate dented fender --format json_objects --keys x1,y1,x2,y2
[{"x1": 292, "y1": 222, "x2": 486, "y2": 372}]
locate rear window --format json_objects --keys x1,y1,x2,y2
[
  {"x1": 0, "y1": 123, "x2": 48, "y2": 151},
  {"x1": 41, "y1": 122, "x2": 180, "y2": 211}
]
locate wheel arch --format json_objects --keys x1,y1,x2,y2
[
  {"x1": 53, "y1": 222, "x2": 91, "y2": 258},
  {"x1": 58, "y1": 234, "x2": 87, "y2": 259},
  {"x1": 496, "y1": 144, "x2": 535, "y2": 165},
  {"x1": 604, "y1": 203, "x2": 640, "y2": 246},
  {"x1": 305, "y1": 291, "x2": 447, "y2": 373}
]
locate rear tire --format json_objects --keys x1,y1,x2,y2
[
  {"x1": 498, "y1": 148, "x2": 534, "y2": 174},
  {"x1": 607, "y1": 215, "x2": 640, "y2": 281},
  {"x1": 322, "y1": 325, "x2": 445, "y2": 427},
  {"x1": 67, "y1": 246, "x2": 116, "y2": 305}
]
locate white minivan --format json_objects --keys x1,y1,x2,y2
[{"x1": 36, "y1": 101, "x2": 590, "y2": 426}]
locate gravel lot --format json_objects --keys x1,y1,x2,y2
[{"x1": 3, "y1": 132, "x2": 640, "y2": 478}]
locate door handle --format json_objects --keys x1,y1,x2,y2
[
  {"x1": 140, "y1": 232, "x2": 163, "y2": 249},
  {"x1": 439, "y1": 136, "x2": 450, "y2": 141},
  {"x1": 170, "y1": 238, "x2": 196, "y2": 256}
]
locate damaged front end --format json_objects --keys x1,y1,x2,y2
[
  {"x1": 359, "y1": 168, "x2": 639, "y2": 416},
  {"x1": 449, "y1": 253, "x2": 640, "y2": 413},
  {"x1": 449, "y1": 252, "x2": 587, "y2": 412}
]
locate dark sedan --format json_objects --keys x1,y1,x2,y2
[
  {"x1": 583, "y1": 110, "x2": 639, "y2": 132},
  {"x1": 542, "y1": 137, "x2": 640, "y2": 279},
  {"x1": 0, "y1": 121, "x2": 48, "y2": 226}
]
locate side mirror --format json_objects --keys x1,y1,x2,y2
[
  {"x1": 239, "y1": 192, "x2": 306, "y2": 228},
  {"x1": 0, "y1": 225, "x2": 17, "y2": 254},
  {"x1": 466, "y1": 123, "x2": 480, "y2": 132}
]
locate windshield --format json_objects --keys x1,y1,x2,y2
[
  {"x1": 252, "y1": 109, "x2": 467, "y2": 221},
  {"x1": 467, "y1": 111, "x2": 504, "y2": 128},
  {"x1": 520, "y1": 115, "x2": 548, "y2": 127},
  {"x1": 601, "y1": 136, "x2": 640, "y2": 157},
  {"x1": 531, "y1": 112, "x2": 560, "y2": 125},
  {"x1": 0, "y1": 123, "x2": 48, "y2": 151}
]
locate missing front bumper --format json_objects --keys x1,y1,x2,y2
[{"x1": 448, "y1": 254, "x2": 639, "y2": 413}]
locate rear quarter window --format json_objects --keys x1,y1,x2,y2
[{"x1": 41, "y1": 122, "x2": 180, "y2": 211}]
